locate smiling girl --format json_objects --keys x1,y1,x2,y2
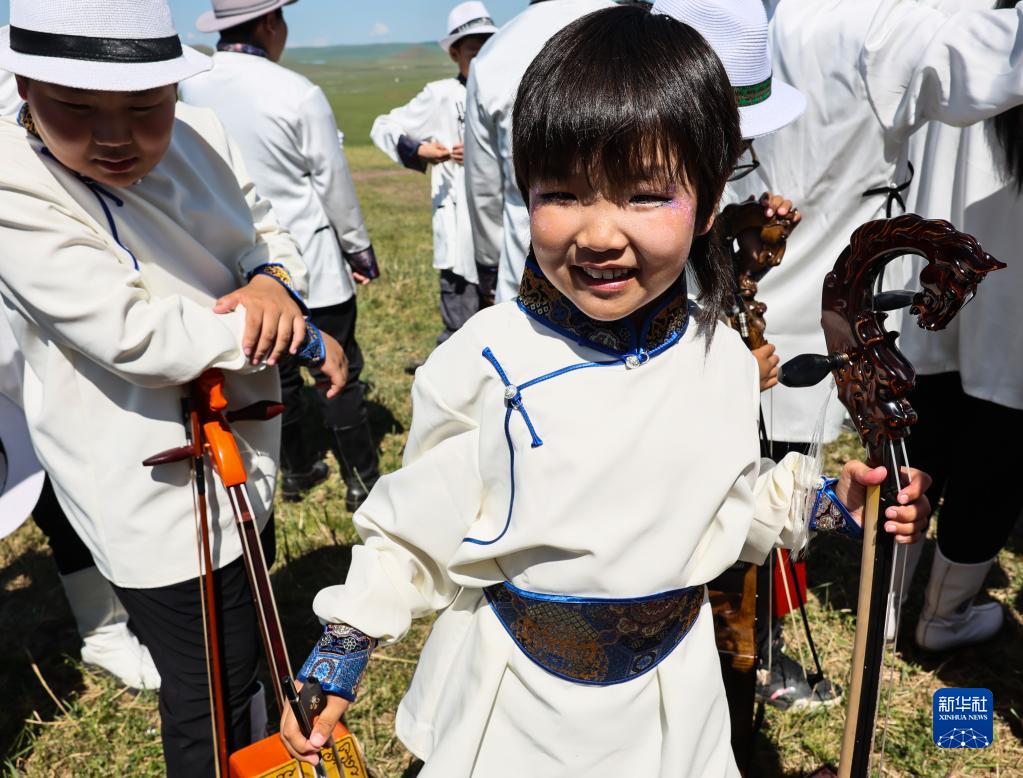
[
  {"x1": 0, "y1": 1, "x2": 346, "y2": 774},
  {"x1": 282, "y1": 7, "x2": 930, "y2": 777}
]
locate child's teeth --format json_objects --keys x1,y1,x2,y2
[
  {"x1": 602, "y1": 269, "x2": 615, "y2": 280},
  {"x1": 582, "y1": 267, "x2": 630, "y2": 280}
]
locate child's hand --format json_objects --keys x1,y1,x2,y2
[
  {"x1": 451, "y1": 143, "x2": 465, "y2": 165},
  {"x1": 318, "y1": 333, "x2": 349, "y2": 399},
  {"x1": 834, "y1": 461, "x2": 932, "y2": 544},
  {"x1": 279, "y1": 682, "x2": 350, "y2": 767},
  {"x1": 214, "y1": 275, "x2": 306, "y2": 365},
  {"x1": 417, "y1": 141, "x2": 452, "y2": 164},
  {"x1": 752, "y1": 343, "x2": 779, "y2": 391},
  {"x1": 758, "y1": 191, "x2": 800, "y2": 223}
]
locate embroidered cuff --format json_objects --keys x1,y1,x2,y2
[
  {"x1": 397, "y1": 135, "x2": 428, "y2": 173},
  {"x1": 344, "y1": 246, "x2": 380, "y2": 280},
  {"x1": 809, "y1": 477, "x2": 863, "y2": 540},
  {"x1": 248, "y1": 263, "x2": 310, "y2": 315},
  {"x1": 297, "y1": 624, "x2": 377, "y2": 702},
  {"x1": 295, "y1": 321, "x2": 326, "y2": 367}
]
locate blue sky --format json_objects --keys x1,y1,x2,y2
[{"x1": 0, "y1": 1, "x2": 530, "y2": 48}]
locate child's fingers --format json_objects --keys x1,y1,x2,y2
[
  {"x1": 290, "y1": 317, "x2": 307, "y2": 355},
  {"x1": 252, "y1": 311, "x2": 279, "y2": 364},
  {"x1": 213, "y1": 291, "x2": 241, "y2": 314},
  {"x1": 267, "y1": 316, "x2": 295, "y2": 366},
  {"x1": 242, "y1": 305, "x2": 263, "y2": 358}
]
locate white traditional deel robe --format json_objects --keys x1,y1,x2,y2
[
  {"x1": 180, "y1": 51, "x2": 370, "y2": 309},
  {"x1": 726, "y1": 0, "x2": 1023, "y2": 442},
  {"x1": 0, "y1": 68, "x2": 19, "y2": 116},
  {"x1": 371, "y1": 77, "x2": 477, "y2": 285},
  {"x1": 464, "y1": 0, "x2": 614, "y2": 303},
  {"x1": 0, "y1": 103, "x2": 305, "y2": 588},
  {"x1": 312, "y1": 267, "x2": 817, "y2": 777},
  {"x1": 902, "y1": 2, "x2": 1023, "y2": 409}
]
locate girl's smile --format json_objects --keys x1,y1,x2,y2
[{"x1": 529, "y1": 172, "x2": 711, "y2": 322}]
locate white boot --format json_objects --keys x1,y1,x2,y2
[
  {"x1": 60, "y1": 567, "x2": 161, "y2": 690},
  {"x1": 915, "y1": 548, "x2": 1004, "y2": 652}
]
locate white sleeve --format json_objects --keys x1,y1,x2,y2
[
  {"x1": 864, "y1": 1, "x2": 1023, "y2": 143},
  {"x1": 312, "y1": 371, "x2": 483, "y2": 643},
  {"x1": 739, "y1": 452, "x2": 816, "y2": 563},
  {"x1": 464, "y1": 70, "x2": 504, "y2": 270},
  {"x1": 0, "y1": 188, "x2": 256, "y2": 388},
  {"x1": 370, "y1": 85, "x2": 441, "y2": 165},
  {"x1": 299, "y1": 85, "x2": 372, "y2": 255}
]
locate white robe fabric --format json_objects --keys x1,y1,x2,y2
[
  {"x1": 902, "y1": 3, "x2": 1023, "y2": 409},
  {"x1": 312, "y1": 278, "x2": 817, "y2": 777},
  {"x1": 464, "y1": 0, "x2": 615, "y2": 303},
  {"x1": 371, "y1": 77, "x2": 477, "y2": 285},
  {"x1": 0, "y1": 68, "x2": 19, "y2": 116},
  {"x1": 180, "y1": 51, "x2": 370, "y2": 309},
  {"x1": 726, "y1": 0, "x2": 1023, "y2": 442},
  {"x1": 0, "y1": 103, "x2": 305, "y2": 588}
]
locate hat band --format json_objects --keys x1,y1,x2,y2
[
  {"x1": 735, "y1": 75, "x2": 772, "y2": 108},
  {"x1": 10, "y1": 26, "x2": 183, "y2": 65},
  {"x1": 449, "y1": 17, "x2": 495, "y2": 36}
]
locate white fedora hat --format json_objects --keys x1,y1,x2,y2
[
  {"x1": 440, "y1": 2, "x2": 499, "y2": 52},
  {"x1": 197, "y1": 0, "x2": 299, "y2": 34},
  {"x1": 652, "y1": 0, "x2": 806, "y2": 139},
  {"x1": 0, "y1": 0, "x2": 210, "y2": 92},
  {"x1": 0, "y1": 393, "x2": 45, "y2": 541}
]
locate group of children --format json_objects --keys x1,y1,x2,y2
[{"x1": 5, "y1": 0, "x2": 1016, "y2": 775}]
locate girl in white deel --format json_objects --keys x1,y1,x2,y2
[
  {"x1": 371, "y1": 2, "x2": 497, "y2": 344},
  {"x1": 283, "y1": 7, "x2": 930, "y2": 777}
]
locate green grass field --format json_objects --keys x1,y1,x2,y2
[{"x1": 1, "y1": 46, "x2": 1021, "y2": 777}]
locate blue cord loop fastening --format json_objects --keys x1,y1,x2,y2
[
  {"x1": 482, "y1": 347, "x2": 543, "y2": 448},
  {"x1": 41, "y1": 147, "x2": 140, "y2": 270}
]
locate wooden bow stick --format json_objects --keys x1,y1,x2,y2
[
  {"x1": 145, "y1": 369, "x2": 368, "y2": 778},
  {"x1": 780, "y1": 215, "x2": 1003, "y2": 777}
]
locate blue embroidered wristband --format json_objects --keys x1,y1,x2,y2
[
  {"x1": 809, "y1": 477, "x2": 863, "y2": 540},
  {"x1": 295, "y1": 321, "x2": 326, "y2": 367},
  {"x1": 297, "y1": 624, "x2": 377, "y2": 702},
  {"x1": 248, "y1": 262, "x2": 310, "y2": 315}
]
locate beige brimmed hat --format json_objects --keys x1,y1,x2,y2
[
  {"x1": 198, "y1": 0, "x2": 299, "y2": 34},
  {"x1": 0, "y1": 0, "x2": 210, "y2": 92},
  {"x1": 0, "y1": 393, "x2": 44, "y2": 541},
  {"x1": 652, "y1": 0, "x2": 806, "y2": 139},
  {"x1": 440, "y1": 2, "x2": 498, "y2": 52}
]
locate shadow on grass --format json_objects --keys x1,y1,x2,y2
[{"x1": 0, "y1": 546, "x2": 86, "y2": 761}]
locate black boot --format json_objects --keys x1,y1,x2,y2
[
  {"x1": 330, "y1": 419, "x2": 380, "y2": 512},
  {"x1": 279, "y1": 421, "x2": 328, "y2": 502}
]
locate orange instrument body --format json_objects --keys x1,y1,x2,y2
[{"x1": 229, "y1": 722, "x2": 367, "y2": 778}]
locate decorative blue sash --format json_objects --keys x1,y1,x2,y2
[{"x1": 484, "y1": 581, "x2": 704, "y2": 686}]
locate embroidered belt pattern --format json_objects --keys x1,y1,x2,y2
[{"x1": 484, "y1": 582, "x2": 704, "y2": 686}]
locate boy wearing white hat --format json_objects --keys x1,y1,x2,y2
[
  {"x1": 370, "y1": 2, "x2": 497, "y2": 346},
  {"x1": 0, "y1": 0, "x2": 347, "y2": 774},
  {"x1": 181, "y1": 0, "x2": 382, "y2": 511}
]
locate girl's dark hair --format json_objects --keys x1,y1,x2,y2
[
  {"x1": 994, "y1": 0, "x2": 1023, "y2": 191},
  {"x1": 512, "y1": 5, "x2": 743, "y2": 332}
]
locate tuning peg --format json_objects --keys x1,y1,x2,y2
[
  {"x1": 779, "y1": 352, "x2": 849, "y2": 388},
  {"x1": 873, "y1": 290, "x2": 917, "y2": 311},
  {"x1": 142, "y1": 444, "x2": 195, "y2": 467},
  {"x1": 227, "y1": 401, "x2": 285, "y2": 423}
]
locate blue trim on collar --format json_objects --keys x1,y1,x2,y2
[{"x1": 516, "y1": 259, "x2": 690, "y2": 361}]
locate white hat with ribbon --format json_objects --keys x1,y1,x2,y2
[
  {"x1": 197, "y1": 0, "x2": 299, "y2": 34},
  {"x1": 440, "y1": 2, "x2": 499, "y2": 52},
  {"x1": 0, "y1": 393, "x2": 44, "y2": 541},
  {"x1": 652, "y1": 0, "x2": 806, "y2": 139},
  {"x1": 0, "y1": 0, "x2": 210, "y2": 92}
]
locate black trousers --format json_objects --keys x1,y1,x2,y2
[
  {"x1": 113, "y1": 519, "x2": 276, "y2": 778},
  {"x1": 32, "y1": 476, "x2": 94, "y2": 576},
  {"x1": 280, "y1": 297, "x2": 366, "y2": 430},
  {"x1": 905, "y1": 372, "x2": 1023, "y2": 563}
]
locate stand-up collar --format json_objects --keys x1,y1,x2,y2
[{"x1": 517, "y1": 255, "x2": 690, "y2": 359}]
